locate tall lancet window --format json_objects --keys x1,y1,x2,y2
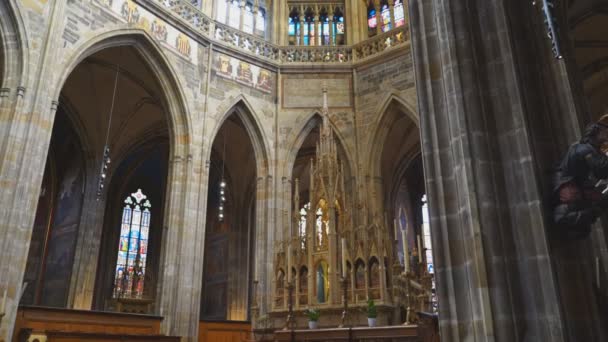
[
  {"x1": 113, "y1": 189, "x2": 151, "y2": 299},
  {"x1": 421, "y1": 194, "x2": 437, "y2": 312},
  {"x1": 394, "y1": 0, "x2": 405, "y2": 27}
]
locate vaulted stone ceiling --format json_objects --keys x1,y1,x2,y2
[
  {"x1": 59, "y1": 46, "x2": 168, "y2": 160},
  {"x1": 568, "y1": 0, "x2": 608, "y2": 117}
]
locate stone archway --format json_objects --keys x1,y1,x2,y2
[{"x1": 201, "y1": 99, "x2": 271, "y2": 321}]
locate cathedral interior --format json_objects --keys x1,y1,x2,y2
[{"x1": 0, "y1": 0, "x2": 607, "y2": 341}]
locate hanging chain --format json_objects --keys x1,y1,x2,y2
[
  {"x1": 219, "y1": 133, "x2": 227, "y2": 221},
  {"x1": 96, "y1": 64, "x2": 121, "y2": 199},
  {"x1": 533, "y1": 0, "x2": 563, "y2": 59}
]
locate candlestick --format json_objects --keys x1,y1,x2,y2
[
  {"x1": 402, "y1": 229, "x2": 409, "y2": 273},
  {"x1": 341, "y1": 238, "x2": 347, "y2": 278},
  {"x1": 1, "y1": 289, "x2": 6, "y2": 314},
  {"x1": 287, "y1": 245, "x2": 292, "y2": 283},
  {"x1": 596, "y1": 257, "x2": 600, "y2": 289},
  {"x1": 394, "y1": 219, "x2": 398, "y2": 241},
  {"x1": 417, "y1": 235, "x2": 423, "y2": 264}
]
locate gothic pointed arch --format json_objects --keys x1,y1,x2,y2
[
  {"x1": 285, "y1": 111, "x2": 354, "y2": 181},
  {"x1": 0, "y1": 0, "x2": 28, "y2": 89},
  {"x1": 209, "y1": 96, "x2": 271, "y2": 175},
  {"x1": 367, "y1": 93, "x2": 419, "y2": 179},
  {"x1": 52, "y1": 29, "x2": 192, "y2": 156}
]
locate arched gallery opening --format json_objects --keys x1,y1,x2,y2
[
  {"x1": 21, "y1": 45, "x2": 172, "y2": 314},
  {"x1": 200, "y1": 106, "x2": 258, "y2": 321},
  {"x1": 372, "y1": 99, "x2": 437, "y2": 312}
]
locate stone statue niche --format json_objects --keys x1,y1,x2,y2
[{"x1": 269, "y1": 88, "x2": 397, "y2": 327}]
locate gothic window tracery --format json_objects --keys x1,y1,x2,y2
[
  {"x1": 287, "y1": 4, "x2": 345, "y2": 46},
  {"x1": 367, "y1": 0, "x2": 405, "y2": 37},
  {"x1": 113, "y1": 189, "x2": 151, "y2": 299}
]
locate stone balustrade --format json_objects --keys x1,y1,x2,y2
[
  {"x1": 353, "y1": 26, "x2": 410, "y2": 61},
  {"x1": 149, "y1": 0, "x2": 409, "y2": 65}
]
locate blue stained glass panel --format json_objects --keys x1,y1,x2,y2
[
  {"x1": 129, "y1": 238, "x2": 138, "y2": 253},
  {"x1": 368, "y1": 9, "x2": 377, "y2": 28},
  {"x1": 141, "y1": 226, "x2": 149, "y2": 240}
]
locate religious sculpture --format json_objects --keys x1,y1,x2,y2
[
  {"x1": 270, "y1": 88, "x2": 399, "y2": 327},
  {"x1": 552, "y1": 115, "x2": 608, "y2": 239}
]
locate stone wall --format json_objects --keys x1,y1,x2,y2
[{"x1": 0, "y1": 1, "x2": 418, "y2": 341}]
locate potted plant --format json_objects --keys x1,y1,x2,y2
[
  {"x1": 366, "y1": 299, "x2": 378, "y2": 327},
  {"x1": 304, "y1": 308, "x2": 320, "y2": 329}
]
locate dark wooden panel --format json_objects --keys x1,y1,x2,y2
[{"x1": 198, "y1": 321, "x2": 252, "y2": 342}]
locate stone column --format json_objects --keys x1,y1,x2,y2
[
  {"x1": 374, "y1": 0, "x2": 382, "y2": 35},
  {"x1": 328, "y1": 9, "x2": 334, "y2": 46},
  {"x1": 252, "y1": 0, "x2": 259, "y2": 36},
  {"x1": 299, "y1": 10, "x2": 305, "y2": 46},
  {"x1": 157, "y1": 152, "x2": 206, "y2": 341},
  {"x1": 409, "y1": 0, "x2": 605, "y2": 340},
  {"x1": 388, "y1": 0, "x2": 395, "y2": 30},
  {"x1": 0, "y1": 1, "x2": 67, "y2": 340},
  {"x1": 239, "y1": 0, "x2": 246, "y2": 32},
  {"x1": 314, "y1": 12, "x2": 321, "y2": 47}
]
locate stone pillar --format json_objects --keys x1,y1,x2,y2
[
  {"x1": 299, "y1": 11, "x2": 305, "y2": 46},
  {"x1": 388, "y1": 0, "x2": 395, "y2": 30},
  {"x1": 157, "y1": 152, "x2": 206, "y2": 341},
  {"x1": 409, "y1": 0, "x2": 605, "y2": 340},
  {"x1": 314, "y1": 13, "x2": 321, "y2": 46},
  {"x1": 328, "y1": 11, "x2": 334, "y2": 46},
  {"x1": 374, "y1": 0, "x2": 382, "y2": 35},
  {"x1": 0, "y1": 1, "x2": 67, "y2": 340},
  {"x1": 239, "y1": 0, "x2": 246, "y2": 31},
  {"x1": 252, "y1": 0, "x2": 259, "y2": 36}
]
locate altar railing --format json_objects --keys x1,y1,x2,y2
[{"x1": 148, "y1": 0, "x2": 409, "y2": 65}]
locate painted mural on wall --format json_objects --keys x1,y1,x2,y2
[
  {"x1": 213, "y1": 53, "x2": 274, "y2": 94},
  {"x1": 95, "y1": 0, "x2": 198, "y2": 64},
  {"x1": 40, "y1": 155, "x2": 84, "y2": 307}
]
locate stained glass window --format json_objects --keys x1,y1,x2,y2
[
  {"x1": 113, "y1": 189, "x2": 150, "y2": 299},
  {"x1": 368, "y1": 9, "x2": 377, "y2": 29},
  {"x1": 394, "y1": 0, "x2": 405, "y2": 27},
  {"x1": 217, "y1": 0, "x2": 227, "y2": 24},
  {"x1": 421, "y1": 194, "x2": 437, "y2": 312},
  {"x1": 381, "y1": 4, "x2": 391, "y2": 32},
  {"x1": 288, "y1": 17, "x2": 298, "y2": 45},
  {"x1": 228, "y1": 0, "x2": 240, "y2": 29},
  {"x1": 334, "y1": 16, "x2": 345, "y2": 45},
  {"x1": 322, "y1": 17, "x2": 330, "y2": 45},
  {"x1": 303, "y1": 20, "x2": 310, "y2": 46},
  {"x1": 243, "y1": 3, "x2": 254, "y2": 34}
]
